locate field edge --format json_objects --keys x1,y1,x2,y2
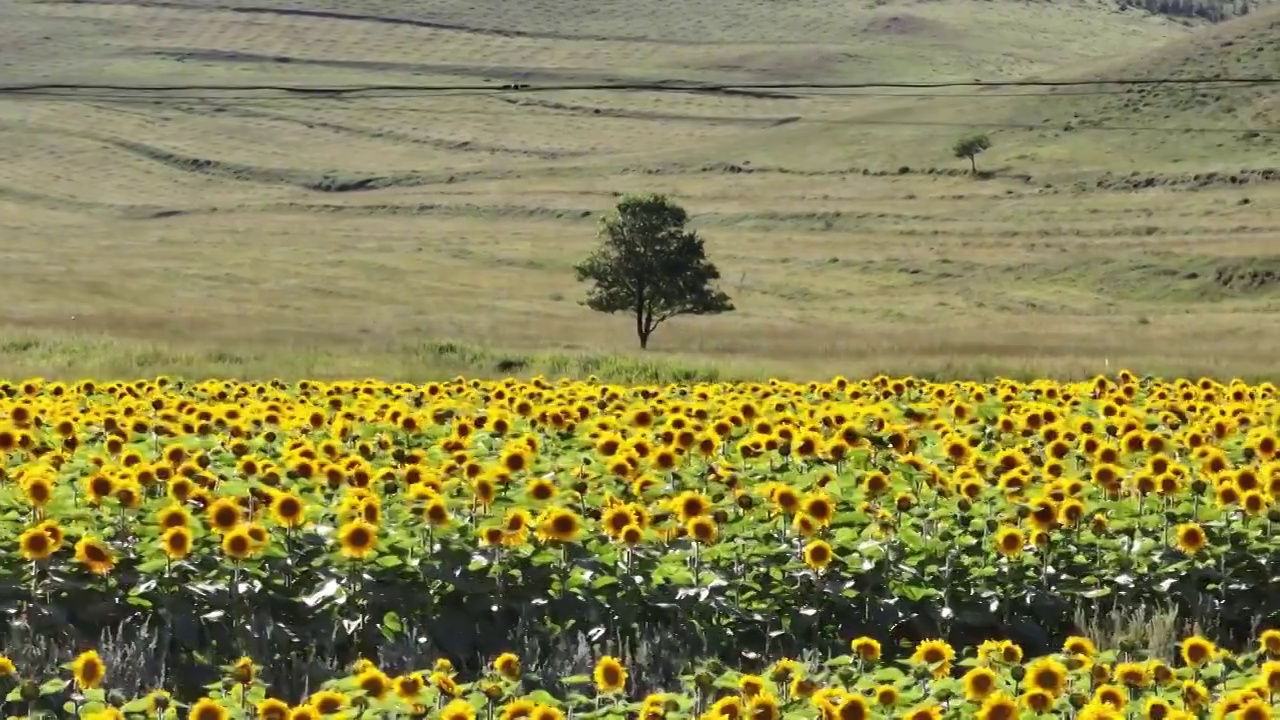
[{"x1": 0, "y1": 331, "x2": 1271, "y2": 384}]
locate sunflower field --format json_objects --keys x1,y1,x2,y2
[{"x1": 2, "y1": 373, "x2": 1280, "y2": 719}]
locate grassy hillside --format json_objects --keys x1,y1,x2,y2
[
  {"x1": 1, "y1": 0, "x2": 1194, "y2": 85},
  {"x1": 714, "y1": 6, "x2": 1279, "y2": 178},
  {"x1": 0, "y1": 0, "x2": 1277, "y2": 381}
]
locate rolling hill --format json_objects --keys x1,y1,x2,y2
[
  {"x1": 701, "y1": 6, "x2": 1279, "y2": 179},
  {"x1": 0, "y1": 0, "x2": 1277, "y2": 380}
]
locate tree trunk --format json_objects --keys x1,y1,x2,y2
[
  {"x1": 969, "y1": 155, "x2": 977, "y2": 174},
  {"x1": 634, "y1": 291, "x2": 648, "y2": 349},
  {"x1": 635, "y1": 309, "x2": 650, "y2": 348}
]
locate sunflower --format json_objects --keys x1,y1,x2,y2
[
  {"x1": 1239, "y1": 699, "x2": 1272, "y2": 720},
  {"x1": 18, "y1": 527, "x2": 54, "y2": 561},
  {"x1": 1114, "y1": 661, "x2": 1148, "y2": 688},
  {"x1": 337, "y1": 520, "x2": 378, "y2": 559},
  {"x1": 739, "y1": 674, "x2": 766, "y2": 697},
  {"x1": 74, "y1": 536, "x2": 115, "y2": 575},
  {"x1": 619, "y1": 524, "x2": 644, "y2": 546},
  {"x1": 156, "y1": 505, "x2": 191, "y2": 530},
  {"x1": 1063, "y1": 636, "x2": 1098, "y2": 657},
  {"x1": 1145, "y1": 697, "x2": 1173, "y2": 720},
  {"x1": 538, "y1": 508, "x2": 581, "y2": 543},
  {"x1": 230, "y1": 656, "x2": 255, "y2": 684},
  {"x1": 1077, "y1": 702, "x2": 1123, "y2": 720},
  {"x1": 1027, "y1": 497, "x2": 1058, "y2": 531},
  {"x1": 811, "y1": 688, "x2": 842, "y2": 712},
  {"x1": 142, "y1": 690, "x2": 171, "y2": 714},
  {"x1": 189, "y1": 698, "x2": 229, "y2": 720},
  {"x1": 711, "y1": 696, "x2": 745, "y2": 719},
  {"x1": 1138, "y1": 661, "x2": 1171, "y2": 688},
  {"x1": 84, "y1": 473, "x2": 115, "y2": 504},
  {"x1": 874, "y1": 685, "x2": 899, "y2": 707},
  {"x1": 962, "y1": 667, "x2": 998, "y2": 701},
  {"x1": 221, "y1": 527, "x2": 256, "y2": 561},
  {"x1": 836, "y1": 695, "x2": 869, "y2": 720},
  {"x1": 440, "y1": 700, "x2": 478, "y2": 720},
  {"x1": 652, "y1": 448, "x2": 678, "y2": 471},
  {"x1": 1174, "y1": 523, "x2": 1208, "y2": 555},
  {"x1": 1261, "y1": 660, "x2": 1280, "y2": 692},
  {"x1": 206, "y1": 498, "x2": 243, "y2": 533},
  {"x1": 1181, "y1": 680, "x2": 1209, "y2": 710},
  {"x1": 769, "y1": 658, "x2": 801, "y2": 682},
  {"x1": 161, "y1": 527, "x2": 193, "y2": 560},
  {"x1": 803, "y1": 540, "x2": 834, "y2": 571},
  {"x1": 168, "y1": 477, "x2": 195, "y2": 503},
  {"x1": 602, "y1": 507, "x2": 635, "y2": 538},
  {"x1": 903, "y1": 704, "x2": 942, "y2": 720},
  {"x1": 1020, "y1": 689, "x2": 1055, "y2": 714},
  {"x1": 1025, "y1": 657, "x2": 1068, "y2": 697},
  {"x1": 355, "y1": 668, "x2": 391, "y2": 699},
  {"x1": 687, "y1": 517, "x2": 717, "y2": 543},
  {"x1": 425, "y1": 498, "x2": 452, "y2": 526},
  {"x1": 308, "y1": 690, "x2": 346, "y2": 715},
  {"x1": 976, "y1": 694, "x2": 1018, "y2": 720},
  {"x1": 792, "y1": 512, "x2": 818, "y2": 538},
  {"x1": 270, "y1": 492, "x2": 307, "y2": 528},
  {"x1": 977, "y1": 640, "x2": 1009, "y2": 666},
  {"x1": 802, "y1": 494, "x2": 835, "y2": 526},
  {"x1": 257, "y1": 699, "x2": 290, "y2": 720},
  {"x1": 910, "y1": 639, "x2": 955, "y2": 679},
  {"x1": 748, "y1": 693, "x2": 779, "y2": 720},
  {"x1": 0, "y1": 656, "x2": 13, "y2": 676},
  {"x1": 71, "y1": 650, "x2": 106, "y2": 689},
  {"x1": 494, "y1": 652, "x2": 521, "y2": 681},
  {"x1": 791, "y1": 677, "x2": 819, "y2": 699},
  {"x1": 1093, "y1": 684, "x2": 1126, "y2": 709},
  {"x1": 500, "y1": 447, "x2": 531, "y2": 474},
  {"x1": 38, "y1": 520, "x2": 64, "y2": 549},
  {"x1": 1067, "y1": 653, "x2": 1093, "y2": 672},
  {"x1": 851, "y1": 637, "x2": 882, "y2": 663},
  {"x1": 1261, "y1": 629, "x2": 1280, "y2": 657},
  {"x1": 21, "y1": 475, "x2": 54, "y2": 507},
  {"x1": 394, "y1": 673, "x2": 425, "y2": 700},
  {"x1": 504, "y1": 508, "x2": 533, "y2": 536},
  {"x1": 673, "y1": 491, "x2": 711, "y2": 521},
  {"x1": 592, "y1": 656, "x2": 627, "y2": 695},
  {"x1": 853, "y1": 467, "x2": 893, "y2": 498},
  {"x1": 529, "y1": 705, "x2": 564, "y2": 720},
  {"x1": 479, "y1": 526, "x2": 505, "y2": 547},
  {"x1": 525, "y1": 478, "x2": 556, "y2": 502},
  {"x1": 993, "y1": 526, "x2": 1025, "y2": 557},
  {"x1": 500, "y1": 699, "x2": 537, "y2": 720},
  {"x1": 247, "y1": 524, "x2": 269, "y2": 550}
]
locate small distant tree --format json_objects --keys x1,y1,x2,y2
[
  {"x1": 574, "y1": 194, "x2": 734, "y2": 349},
  {"x1": 953, "y1": 133, "x2": 992, "y2": 174}
]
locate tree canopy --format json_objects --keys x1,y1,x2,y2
[
  {"x1": 953, "y1": 133, "x2": 993, "y2": 174},
  {"x1": 574, "y1": 194, "x2": 733, "y2": 349}
]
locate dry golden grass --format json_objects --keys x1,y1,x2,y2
[{"x1": 0, "y1": 0, "x2": 1276, "y2": 381}]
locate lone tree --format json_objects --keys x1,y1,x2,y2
[
  {"x1": 574, "y1": 194, "x2": 734, "y2": 349},
  {"x1": 953, "y1": 133, "x2": 992, "y2": 174}
]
